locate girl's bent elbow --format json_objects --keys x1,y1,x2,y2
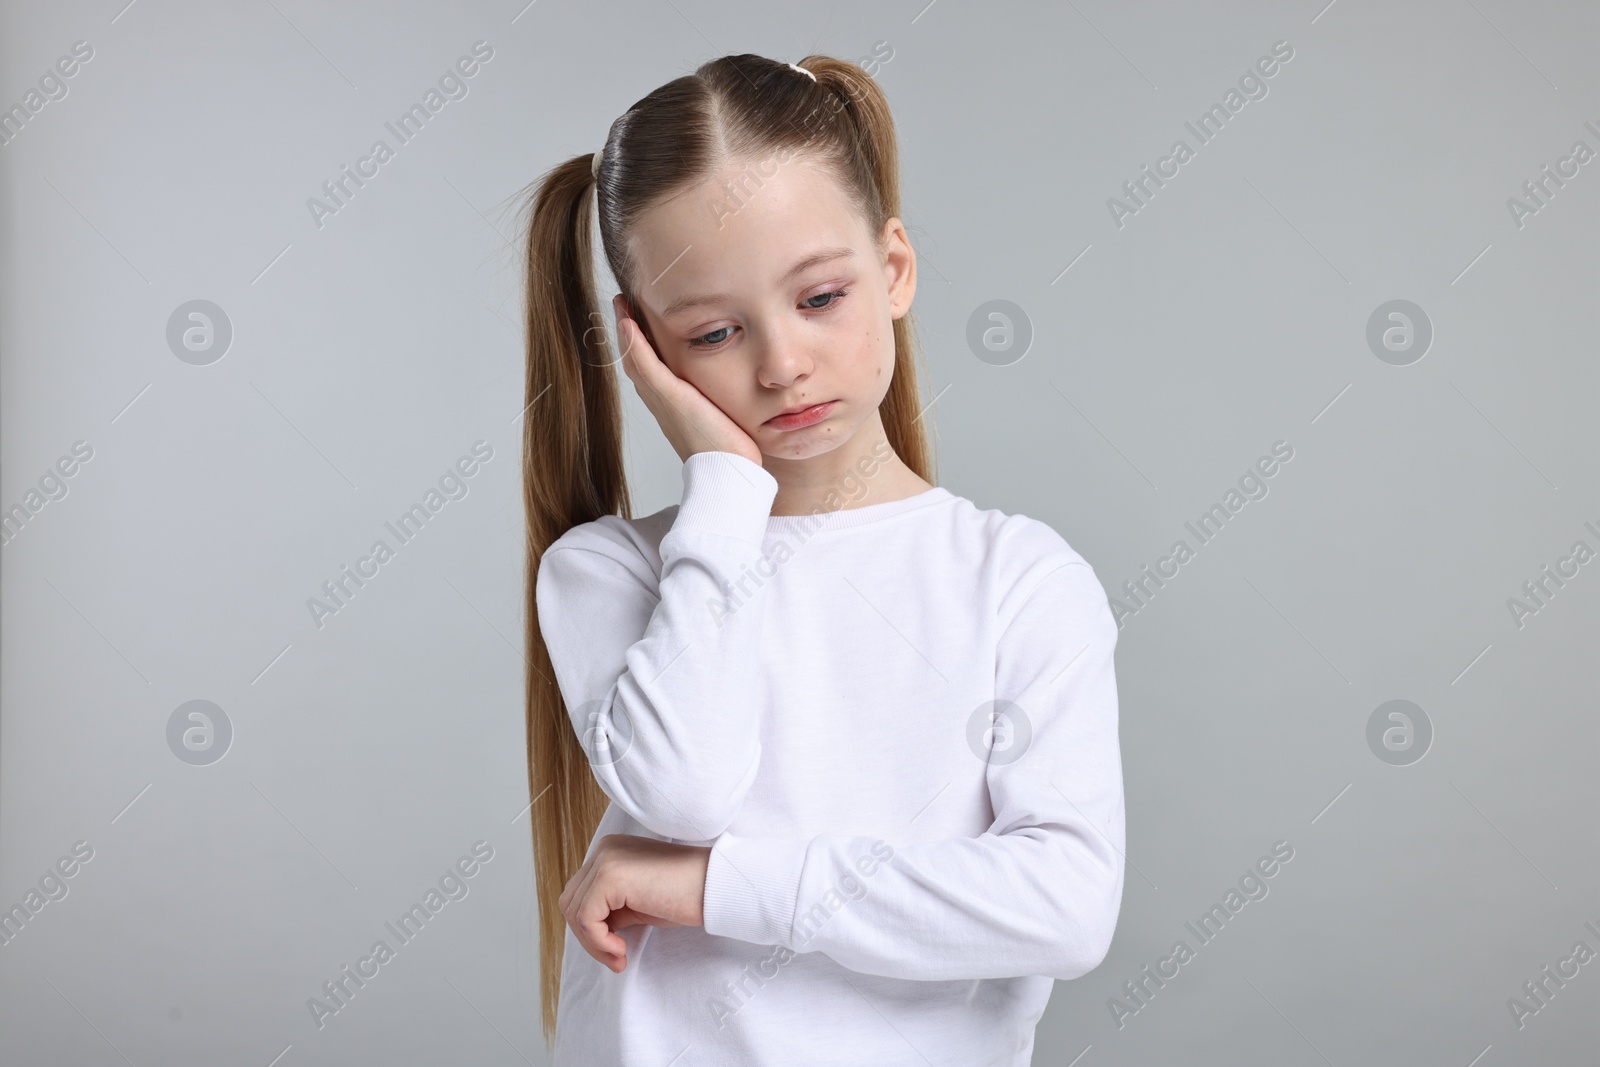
[
  {"x1": 590, "y1": 745, "x2": 761, "y2": 840},
  {"x1": 1048, "y1": 921, "x2": 1117, "y2": 982},
  {"x1": 1048, "y1": 876, "x2": 1123, "y2": 981},
  {"x1": 626, "y1": 776, "x2": 754, "y2": 843},
  {"x1": 632, "y1": 802, "x2": 740, "y2": 843}
]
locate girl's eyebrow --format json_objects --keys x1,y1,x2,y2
[{"x1": 660, "y1": 246, "x2": 856, "y2": 319}]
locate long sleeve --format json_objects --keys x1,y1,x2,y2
[
  {"x1": 699, "y1": 556, "x2": 1126, "y2": 982},
  {"x1": 534, "y1": 450, "x2": 779, "y2": 842}
]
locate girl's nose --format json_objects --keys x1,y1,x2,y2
[{"x1": 755, "y1": 329, "x2": 814, "y2": 389}]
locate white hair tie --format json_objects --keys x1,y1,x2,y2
[{"x1": 788, "y1": 62, "x2": 816, "y2": 82}]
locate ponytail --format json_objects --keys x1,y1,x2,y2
[{"x1": 515, "y1": 150, "x2": 625, "y2": 1041}]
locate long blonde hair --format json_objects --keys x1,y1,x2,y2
[{"x1": 514, "y1": 52, "x2": 936, "y2": 1043}]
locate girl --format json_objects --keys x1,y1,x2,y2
[{"x1": 519, "y1": 52, "x2": 1124, "y2": 1066}]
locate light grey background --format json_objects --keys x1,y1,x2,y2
[{"x1": 2, "y1": 1, "x2": 1596, "y2": 1064}]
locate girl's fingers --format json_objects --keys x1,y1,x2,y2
[
  {"x1": 614, "y1": 305, "x2": 678, "y2": 407},
  {"x1": 616, "y1": 320, "x2": 652, "y2": 398},
  {"x1": 574, "y1": 887, "x2": 629, "y2": 969},
  {"x1": 558, "y1": 853, "x2": 593, "y2": 914},
  {"x1": 558, "y1": 837, "x2": 702, "y2": 973},
  {"x1": 561, "y1": 845, "x2": 626, "y2": 969},
  {"x1": 616, "y1": 310, "x2": 644, "y2": 367},
  {"x1": 612, "y1": 298, "x2": 645, "y2": 370},
  {"x1": 561, "y1": 855, "x2": 604, "y2": 929},
  {"x1": 618, "y1": 317, "x2": 664, "y2": 398}
]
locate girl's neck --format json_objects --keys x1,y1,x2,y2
[{"x1": 762, "y1": 435, "x2": 933, "y2": 517}]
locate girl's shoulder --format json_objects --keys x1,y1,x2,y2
[
  {"x1": 952, "y1": 508, "x2": 1118, "y2": 658},
  {"x1": 941, "y1": 493, "x2": 1108, "y2": 620},
  {"x1": 540, "y1": 505, "x2": 677, "y2": 590},
  {"x1": 946, "y1": 491, "x2": 1093, "y2": 569}
]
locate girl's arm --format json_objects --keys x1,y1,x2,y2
[
  {"x1": 699, "y1": 557, "x2": 1126, "y2": 982},
  {"x1": 536, "y1": 450, "x2": 778, "y2": 842}
]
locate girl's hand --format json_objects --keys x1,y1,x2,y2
[
  {"x1": 612, "y1": 294, "x2": 764, "y2": 467},
  {"x1": 558, "y1": 833, "x2": 712, "y2": 973}
]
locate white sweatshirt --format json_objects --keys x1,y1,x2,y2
[{"x1": 536, "y1": 451, "x2": 1125, "y2": 1066}]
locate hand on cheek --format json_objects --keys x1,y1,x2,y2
[{"x1": 614, "y1": 295, "x2": 764, "y2": 466}]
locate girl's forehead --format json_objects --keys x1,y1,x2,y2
[
  {"x1": 625, "y1": 166, "x2": 871, "y2": 295},
  {"x1": 635, "y1": 155, "x2": 856, "y2": 239}
]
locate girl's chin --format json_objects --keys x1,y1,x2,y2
[{"x1": 757, "y1": 427, "x2": 854, "y2": 463}]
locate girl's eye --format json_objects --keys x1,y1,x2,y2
[
  {"x1": 690, "y1": 326, "x2": 733, "y2": 348},
  {"x1": 686, "y1": 287, "x2": 851, "y2": 349},
  {"x1": 802, "y1": 287, "x2": 850, "y2": 310}
]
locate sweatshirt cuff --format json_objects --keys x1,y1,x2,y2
[
  {"x1": 701, "y1": 832, "x2": 806, "y2": 947},
  {"x1": 675, "y1": 452, "x2": 779, "y2": 547}
]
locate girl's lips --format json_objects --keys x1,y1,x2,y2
[{"x1": 765, "y1": 400, "x2": 837, "y2": 430}]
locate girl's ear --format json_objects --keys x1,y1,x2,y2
[{"x1": 880, "y1": 218, "x2": 917, "y2": 319}]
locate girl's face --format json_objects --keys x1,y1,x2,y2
[{"x1": 622, "y1": 155, "x2": 916, "y2": 463}]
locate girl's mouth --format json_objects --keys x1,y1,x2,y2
[{"x1": 765, "y1": 400, "x2": 837, "y2": 431}]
